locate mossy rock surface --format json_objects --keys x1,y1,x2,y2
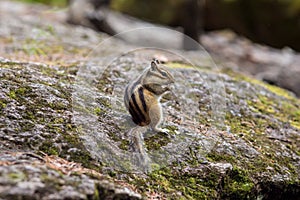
[{"x1": 0, "y1": 1, "x2": 299, "y2": 199}]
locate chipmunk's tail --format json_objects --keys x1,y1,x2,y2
[
  {"x1": 127, "y1": 126, "x2": 150, "y2": 172},
  {"x1": 128, "y1": 126, "x2": 147, "y2": 154}
]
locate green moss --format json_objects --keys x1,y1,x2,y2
[
  {"x1": 49, "y1": 102, "x2": 66, "y2": 110},
  {"x1": 222, "y1": 68, "x2": 300, "y2": 132},
  {"x1": 164, "y1": 125, "x2": 178, "y2": 134},
  {"x1": 8, "y1": 90, "x2": 16, "y2": 99},
  {"x1": 131, "y1": 161, "x2": 257, "y2": 199},
  {"x1": 93, "y1": 185, "x2": 100, "y2": 200},
  {"x1": 39, "y1": 141, "x2": 59, "y2": 155},
  {"x1": 62, "y1": 129, "x2": 100, "y2": 170},
  {"x1": 94, "y1": 107, "x2": 103, "y2": 115},
  {"x1": 262, "y1": 83, "x2": 295, "y2": 100},
  {"x1": 130, "y1": 166, "x2": 218, "y2": 199},
  {"x1": 52, "y1": 118, "x2": 63, "y2": 124},
  {"x1": 118, "y1": 139, "x2": 130, "y2": 150},
  {"x1": 206, "y1": 152, "x2": 236, "y2": 163},
  {"x1": 24, "y1": 110, "x2": 35, "y2": 121},
  {"x1": 19, "y1": 120, "x2": 35, "y2": 132},
  {"x1": 142, "y1": 126, "x2": 178, "y2": 151},
  {"x1": 225, "y1": 110, "x2": 269, "y2": 136},
  {"x1": 8, "y1": 87, "x2": 32, "y2": 101},
  {"x1": 222, "y1": 68, "x2": 295, "y2": 99},
  {"x1": 144, "y1": 132, "x2": 171, "y2": 151},
  {"x1": 221, "y1": 167, "x2": 255, "y2": 199},
  {"x1": 280, "y1": 101, "x2": 300, "y2": 130},
  {"x1": 37, "y1": 122, "x2": 99, "y2": 170},
  {"x1": 7, "y1": 172, "x2": 26, "y2": 182},
  {"x1": 16, "y1": 0, "x2": 68, "y2": 7},
  {"x1": 22, "y1": 38, "x2": 47, "y2": 56},
  {"x1": 0, "y1": 62, "x2": 23, "y2": 69},
  {"x1": 97, "y1": 97, "x2": 112, "y2": 109},
  {"x1": 245, "y1": 77, "x2": 293, "y2": 99},
  {"x1": 167, "y1": 62, "x2": 195, "y2": 69},
  {"x1": 0, "y1": 100, "x2": 7, "y2": 110},
  {"x1": 16, "y1": 87, "x2": 27, "y2": 95},
  {"x1": 246, "y1": 94, "x2": 300, "y2": 130},
  {"x1": 167, "y1": 62, "x2": 212, "y2": 72},
  {"x1": 11, "y1": 35, "x2": 86, "y2": 62},
  {"x1": 0, "y1": 61, "x2": 102, "y2": 175}
]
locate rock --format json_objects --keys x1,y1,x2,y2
[
  {"x1": 263, "y1": 57, "x2": 300, "y2": 97},
  {"x1": 0, "y1": 152, "x2": 141, "y2": 200},
  {"x1": 0, "y1": 1, "x2": 299, "y2": 200},
  {"x1": 202, "y1": 30, "x2": 300, "y2": 97}
]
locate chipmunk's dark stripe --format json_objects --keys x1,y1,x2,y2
[
  {"x1": 130, "y1": 93, "x2": 145, "y2": 124},
  {"x1": 128, "y1": 101, "x2": 140, "y2": 124},
  {"x1": 144, "y1": 84, "x2": 160, "y2": 95},
  {"x1": 125, "y1": 81, "x2": 146, "y2": 125},
  {"x1": 138, "y1": 87, "x2": 147, "y2": 112}
]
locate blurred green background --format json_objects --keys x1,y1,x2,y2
[
  {"x1": 17, "y1": 0, "x2": 300, "y2": 51},
  {"x1": 17, "y1": 0, "x2": 67, "y2": 7}
]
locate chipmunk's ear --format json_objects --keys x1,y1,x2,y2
[{"x1": 151, "y1": 59, "x2": 159, "y2": 70}]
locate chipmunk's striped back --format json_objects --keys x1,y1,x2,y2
[
  {"x1": 124, "y1": 81, "x2": 153, "y2": 126},
  {"x1": 124, "y1": 59, "x2": 174, "y2": 129}
]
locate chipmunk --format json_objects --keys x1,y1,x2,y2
[{"x1": 124, "y1": 59, "x2": 175, "y2": 133}]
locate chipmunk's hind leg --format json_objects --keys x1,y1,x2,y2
[{"x1": 149, "y1": 103, "x2": 168, "y2": 133}]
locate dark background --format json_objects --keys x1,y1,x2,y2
[{"x1": 18, "y1": 0, "x2": 300, "y2": 51}]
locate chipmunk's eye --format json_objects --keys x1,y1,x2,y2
[{"x1": 161, "y1": 71, "x2": 167, "y2": 77}]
